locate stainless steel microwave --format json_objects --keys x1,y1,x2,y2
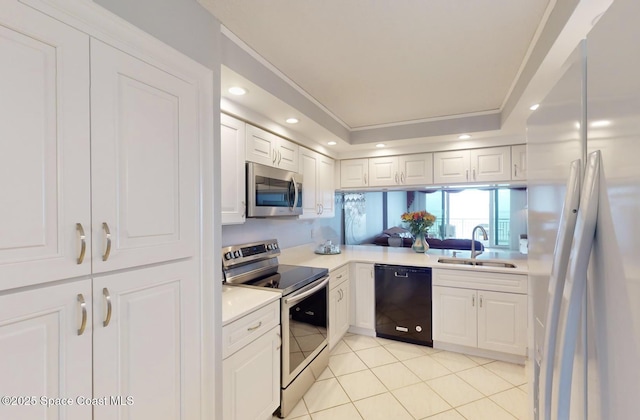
[{"x1": 246, "y1": 162, "x2": 303, "y2": 217}]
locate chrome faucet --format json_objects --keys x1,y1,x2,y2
[{"x1": 471, "y1": 225, "x2": 488, "y2": 259}]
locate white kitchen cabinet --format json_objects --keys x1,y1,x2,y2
[
  {"x1": 221, "y1": 114, "x2": 247, "y2": 224},
  {"x1": 350, "y1": 263, "x2": 375, "y2": 333},
  {"x1": 0, "y1": 2, "x2": 91, "y2": 289},
  {"x1": 399, "y1": 153, "x2": 434, "y2": 185},
  {"x1": 432, "y1": 286, "x2": 477, "y2": 348},
  {"x1": 470, "y1": 146, "x2": 511, "y2": 182},
  {"x1": 368, "y1": 156, "x2": 400, "y2": 187},
  {"x1": 222, "y1": 301, "x2": 280, "y2": 420},
  {"x1": 340, "y1": 159, "x2": 369, "y2": 188},
  {"x1": 329, "y1": 265, "x2": 350, "y2": 349},
  {"x1": 434, "y1": 147, "x2": 511, "y2": 184},
  {"x1": 246, "y1": 124, "x2": 298, "y2": 172},
  {"x1": 0, "y1": 2, "x2": 208, "y2": 418},
  {"x1": 432, "y1": 269, "x2": 528, "y2": 356},
  {"x1": 93, "y1": 261, "x2": 199, "y2": 420},
  {"x1": 0, "y1": 280, "x2": 92, "y2": 420},
  {"x1": 511, "y1": 144, "x2": 527, "y2": 181},
  {"x1": 90, "y1": 39, "x2": 198, "y2": 273},
  {"x1": 300, "y1": 147, "x2": 335, "y2": 218}
]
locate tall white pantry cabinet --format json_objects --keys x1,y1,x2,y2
[{"x1": 0, "y1": 1, "x2": 213, "y2": 419}]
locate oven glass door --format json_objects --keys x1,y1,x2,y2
[{"x1": 282, "y1": 277, "x2": 328, "y2": 385}]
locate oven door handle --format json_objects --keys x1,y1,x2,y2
[{"x1": 284, "y1": 275, "x2": 330, "y2": 306}]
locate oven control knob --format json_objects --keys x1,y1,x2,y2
[
  {"x1": 233, "y1": 250, "x2": 241, "y2": 258},
  {"x1": 224, "y1": 252, "x2": 232, "y2": 260},
  {"x1": 273, "y1": 243, "x2": 279, "y2": 249},
  {"x1": 267, "y1": 243, "x2": 274, "y2": 250}
]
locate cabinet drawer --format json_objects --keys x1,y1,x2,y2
[
  {"x1": 222, "y1": 300, "x2": 280, "y2": 359},
  {"x1": 433, "y1": 269, "x2": 527, "y2": 294},
  {"x1": 330, "y1": 264, "x2": 349, "y2": 290}
]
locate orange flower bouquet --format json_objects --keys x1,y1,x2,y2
[{"x1": 401, "y1": 210, "x2": 436, "y2": 237}]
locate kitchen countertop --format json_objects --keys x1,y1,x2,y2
[
  {"x1": 221, "y1": 285, "x2": 281, "y2": 326},
  {"x1": 278, "y1": 244, "x2": 528, "y2": 275}
]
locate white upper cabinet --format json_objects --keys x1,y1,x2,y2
[
  {"x1": 90, "y1": 39, "x2": 198, "y2": 273},
  {"x1": 434, "y1": 147, "x2": 512, "y2": 184},
  {"x1": 300, "y1": 147, "x2": 335, "y2": 218},
  {"x1": 511, "y1": 144, "x2": 527, "y2": 181},
  {"x1": 433, "y1": 150, "x2": 472, "y2": 184},
  {"x1": 0, "y1": 2, "x2": 91, "y2": 289},
  {"x1": 368, "y1": 156, "x2": 400, "y2": 187},
  {"x1": 246, "y1": 124, "x2": 298, "y2": 172},
  {"x1": 221, "y1": 114, "x2": 246, "y2": 224},
  {"x1": 340, "y1": 159, "x2": 369, "y2": 188},
  {"x1": 470, "y1": 146, "x2": 511, "y2": 182},
  {"x1": 399, "y1": 153, "x2": 433, "y2": 185}
]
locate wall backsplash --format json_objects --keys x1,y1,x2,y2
[{"x1": 221, "y1": 196, "x2": 343, "y2": 249}]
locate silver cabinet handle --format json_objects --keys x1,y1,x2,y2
[
  {"x1": 77, "y1": 294, "x2": 87, "y2": 336},
  {"x1": 401, "y1": 172, "x2": 406, "y2": 184},
  {"x1": 466, "y1": 169, "x2": 469, "y2": 180},
  {"x1": 472, "y1": 295, "x2": 475, "y2": 307},
  {"x1": 247, "y1": 321, "x2": 262, "y2": 332},
  {"x1": 395, "y1": 172, "x2": 399, "y2": 184},
  {"x1": 102, "y1": 222, "x2": 111, "y2": 261},
  {"x1": 278, "y1": 150, "x2": 282, "y2": 165},
  {"x1": 364, "y1": 173, "x2": 367, "y2": 185},
  {"x1": 319, "y1": 204, "x2": 324, "y2": 214},
  {"x1": 514, "y1": 164, "x2": 518, "y2": 177},
  {"x1": 76, "y1": 223, "x2": 86, "y2": 264},
  {"x1": 276, "y1": 332, "x2": 282, "y2": 350},
  {"x1": 317, "y1": 204, "x2": 321, "y2": 215},
  {"x1": 241, "y1": 201, "x2": 246, "y2": 218},
  {"x1": 103, "y1": 287, "x2": 112, "y2": 327},
  {"x1": 336, "y1": 274, "x2": 343, "y2": 280},
  {"x1": 272, "y1": 150, "x2": 277, "y2": 164},
  {"x1": 479, "y1": 295, "x2": 483, "y2": 308},
  {"x1": 473, "y1": 169, "x2": 476, "y2": 180}
]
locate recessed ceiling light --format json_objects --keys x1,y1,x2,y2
[
  {"x1": 590, "y1": 120, "x2": 611, "y2": 128},
  {"x1": 375, "y1": 143, "x2": 385, "y2": 148},
  {"x1": 285, "y1": 117, "x2": 299, "y2": 124},
  {"x1": 228, "y1": 86, "x2": 247, "y2": 96},
  {"x1": 530, "y1": 104, "x2": 540, "y2": 111},
  {"x1": 458, "y1": 134, "x2": 471, "y2": 140},
  {"x1": 327, "y1": 141, "x2": 337, "y2": 146}
]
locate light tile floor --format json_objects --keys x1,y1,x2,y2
[{"x1": 274, "y1": 334, "x2": 529, "y2": 420}]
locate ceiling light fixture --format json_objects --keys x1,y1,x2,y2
[
  {"x1": 285, "y1": 117, "x2": 299, "y2": 124},
  {"x1": 530, "y1": 104, "x2": 540, "y2": 111},
  {"x1": 375, "y1": 143, "x2": 385, "y2": 148},
  {"x1": 228, "y1": 86, "x2": 247, "y2": 96},
  {"x1": 327, "y1": 141, "x2": 337, "y2": 146},
  {"x1": 590, "y1": 120, "x2": 611, "y2": 128},
  {"x1": 458, "y1": 134, "x2": 471, "y2": 140}
]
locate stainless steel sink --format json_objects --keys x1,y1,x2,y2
[{"x1": 437, "y1": 258, "x2": 517, "y2": 268}]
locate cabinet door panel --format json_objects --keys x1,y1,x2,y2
[
  {"x1": 223, "y1": 326, "x2": 280, "y2": 420},
  {"x1": 369, "y1": 157, "x2": 398, "y2": 187},
  {"x1": 511, "y1": 144, "x2": 527, "y2": 180},
  {"x1": 300, "y1": 148, "x2": 319, "y2": 218},
  {"x1": 318, "y1": 155, "x2": 335, "y2": 217},
  {"x1": 433, "y1": 151, "x2": 470, "y2": 184},
  {"x1": 93, "y1": 261, "x2": 199, "y2": 420},
  {"x1": 432, "y1": 286, "x2": 477, "y2": 347},
  {"x1": 471, "y1": 146, "x2": 511, "y2": 182},
  {"x1": 478, "y1": 291, "x2": 527, "y2": 355},
  {"x1": 90, "y1": 39, "x2": 197, "y2": 272},
  {"x1": 0, "y1": 280, "x2": 92, "y2": 420},
  {"x1": 0, "y1": 4, "x2": 90, "y2": 288},
  {"x1": 221, "y1": 114, "x2": 246, "y2": 224},
  {"x1": 400, "y1": 153, "x2": 433, "y2": 185},
  {"x1": 245, "y1": 125, "x2": 276, "y2": 166},
  {"x1": 277, "y1": 139, "x2": 299, "y2": 172},
  {"x1": 340, "y1": 159, "x2": 369, "y2": 188},
  {"x1": 352, "y1": 263, "x2": 374, "y2": 331}
]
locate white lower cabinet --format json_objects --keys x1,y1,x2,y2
[
  {"x1": 329, "y1": 265, "x2": 350, "y2": 349},
  {"x1": 432, "y1": 269, "x2": 528, "y2": 356},
  {"x1": 0, "y1": 280, "x2": 92, "y2": 420},
  {"x1": 0, "y1": 261, "x2": 199, "y2": 420},
  {"x1": 350, "y1": 263, "x2": 375, "y2": 333},
  {"x1": 222, "y1": 301, "x2": 281, "y2": 420}
]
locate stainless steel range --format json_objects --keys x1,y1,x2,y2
[{"x1": 222, "y1": 239, "x2": 329, "y2": 418}]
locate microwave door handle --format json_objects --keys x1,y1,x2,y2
[
  {"x1": 290, "y1": 175, "x2": 299, "y2": 211},
  {"x1": 284, "y1": 275, "x2": 330, "y2": 306}
]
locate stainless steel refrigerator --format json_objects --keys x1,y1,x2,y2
[{"x1": 528, "y1": 0, "x2": 640, "y2": 418}]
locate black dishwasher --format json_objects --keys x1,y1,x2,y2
[{"x1": 374, "y1": 264, "x2": 432, "y2": 346}]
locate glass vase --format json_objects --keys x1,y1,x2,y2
[{"x1": 411, "y1": 232, "x2": 429, "y2": 253}]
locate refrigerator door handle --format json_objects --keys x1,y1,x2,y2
[{"x1": 555, "y1": 151, "x2": 600, "y2": 420}]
